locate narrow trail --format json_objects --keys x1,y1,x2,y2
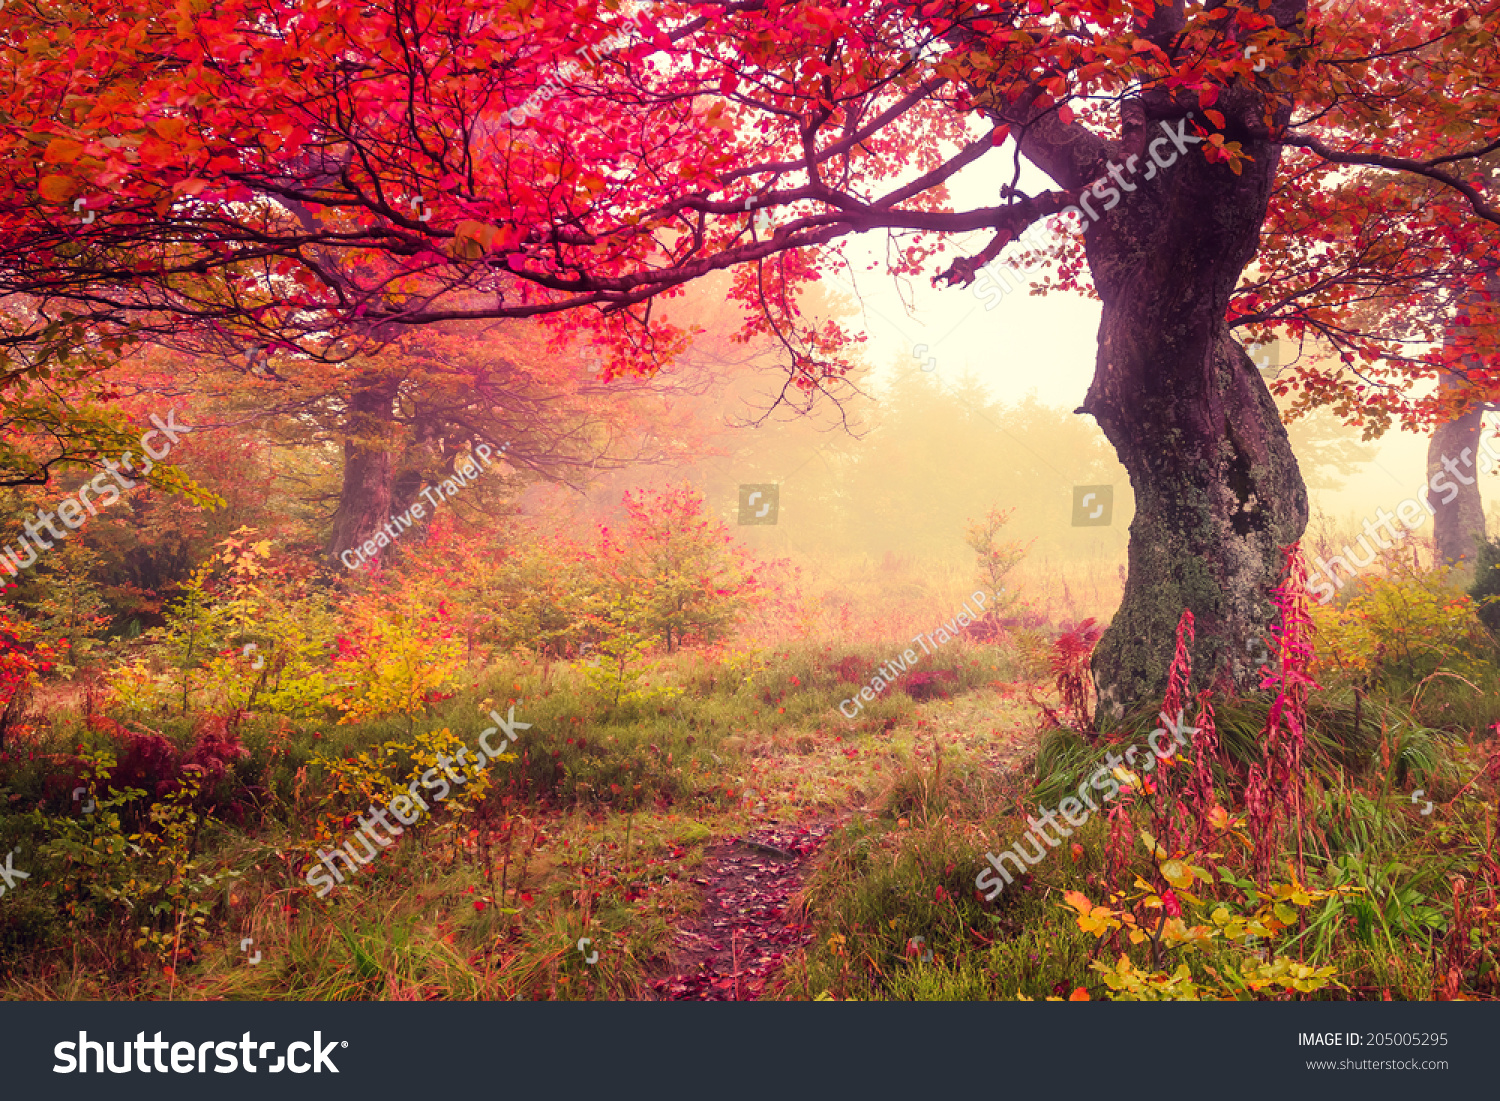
[{"x1": 649, "y1": 819, "x2": 835, "y2": 1001}]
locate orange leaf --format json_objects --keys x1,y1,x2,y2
[
  {"x1": 454, "y1": 219, "x2": 501, "y2": 250},
  {"x1": 1062, "y1": 889, "x2": 1092, "y2": 913},
  {"x1": 38, "y1": 175, "x2": 77, "y2": 202},
  {"x1": 152, "y1": 118, "x2": 188, "y2": 143},
  {"x1": 43, "y1": 139, "x2": 86, "y2": 164},
  {"x1": 1069, "y1": 986, "x2": 1090, "y2": 1001}
]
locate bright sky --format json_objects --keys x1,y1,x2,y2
[{"x1": 809, "y1": 135, "x2": 1471, "y2": 536}]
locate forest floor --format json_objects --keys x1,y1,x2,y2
[
  {"x1": 0, "y1": 643, "x2": 1043, "y2": 1000},
  {"x1": 648, "y1": 820, "x2": 833, "y2": 1000},
  {"x1": 646, "y1": 686, "x2": 1042, "y2": 1000},
  {"x1": 3, "y1": 632, "x2": 1499, "y2": 1001}
]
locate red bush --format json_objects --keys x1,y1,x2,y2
[
  {"x1": 184, "y1": 714, "x2": 250, "y2": 783},
  {"x1": 113, "y1": 730, "x2": 181, "y2": 799},
  {"x1": 833, "y1": 655, "x2": 874, "y2": 685},
  {"x1": 1049, "y1": 618, "x2": 1103, "y2": 730},
  {"x1": 903, "y1": 669, "x2": 957, "y2": 701}
]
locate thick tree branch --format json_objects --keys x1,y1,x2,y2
[{"x1": 1281, "y1": 133, "x2": 1500, "y2": 225}]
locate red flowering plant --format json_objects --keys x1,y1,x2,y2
[
  {"x1": 1244, "y1": 544, "x2": 1322, "y2": 878},
  {"x1": 1061, "y1": 549, "x2": 1356, "y2": 998},
  {"x1": 1046, "y1": 618, "x2": 1105, "y2": 732}
]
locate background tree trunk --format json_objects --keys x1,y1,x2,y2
[
  {"x1": 1428, "y1": 369, "x2": 1485, "y2": 567},
  {"x1": 327, "y1": 375, "x2": 401, "y2": 565},
  {"x1": 0, "y1": 678, "x2": 29, "y2": 753},
  {"x1": 1081, "y1": 96, "x2": 1308, "y2": 715},
  {"x1": 1428, "y1": 264, "x2": 1500, "y2": 567}
]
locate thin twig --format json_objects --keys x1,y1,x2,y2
[{"x1": 732, "y1": 929, "x2": 742, "y2": 1002}]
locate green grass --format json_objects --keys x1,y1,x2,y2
[
  {"x1": 3, "y1": 628, "x2": 1498, "y2": 1002},
  {"x1": 775, "y1": 671, "x2": 1499, "y2": 1002}
]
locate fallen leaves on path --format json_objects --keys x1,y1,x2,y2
[{"x1": 650, "y1": 820, "x2": 832, "y2": 1001}]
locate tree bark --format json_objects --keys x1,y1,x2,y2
[
  {"x1": 1428, "y1": 369, "x2": 1485, "y2": 567},
  {"x1": 1427, "y1": 263, "x2": 1500, "y2": 568},
  {"x1": 327, "y1": 375, "x2": 402, "y2": 566},
  {"x1": 1078, "y1": 97, "x2": 1309, "y2": 715},
  {"x1": 272, "y1": 171, "x2": 433, "y2": 571}
]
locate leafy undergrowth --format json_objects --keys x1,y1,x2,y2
[
  {"x1": 776, "y1": 561, "x2": 1500, "y2": 1002},
  {"x1": 0, "y1": 637, "x2": 1020, "y2": 999},
  {"x1": 3, "y1": 553, "x2": 1499, "y2": 1001}
]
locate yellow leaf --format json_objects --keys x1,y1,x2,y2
[{"x1": 1161, "y1": 859, "x2": 1193, "y2": 890}]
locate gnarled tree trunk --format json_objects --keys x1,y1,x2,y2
[{"x1": 1077, "y1": 96, "x2": 1309, "y2": 715}]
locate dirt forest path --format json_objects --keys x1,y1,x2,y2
[
  {"x1": 641, "y1": 690, "x2": 1040, "y2": 1000},
  {"x1": 648, "y1": 819, "x2": 836, "y2": 1000}
]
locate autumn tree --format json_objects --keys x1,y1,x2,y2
[
  {"x1": 1324, "y1": 161, "x2": 1500, "y2": 568},
  {"x1": 198, "y1": 318, "x2": 730, "y2": 564},
  {"x1": 1422, "y1": 257, "x2": 1499, "y2": 568},
  {"x1": 597, "y1": 485, "x2": 766, "y2": 653},
  {"x1": 5, "y1": 0, "x2": 1500, "y2": 707}
]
